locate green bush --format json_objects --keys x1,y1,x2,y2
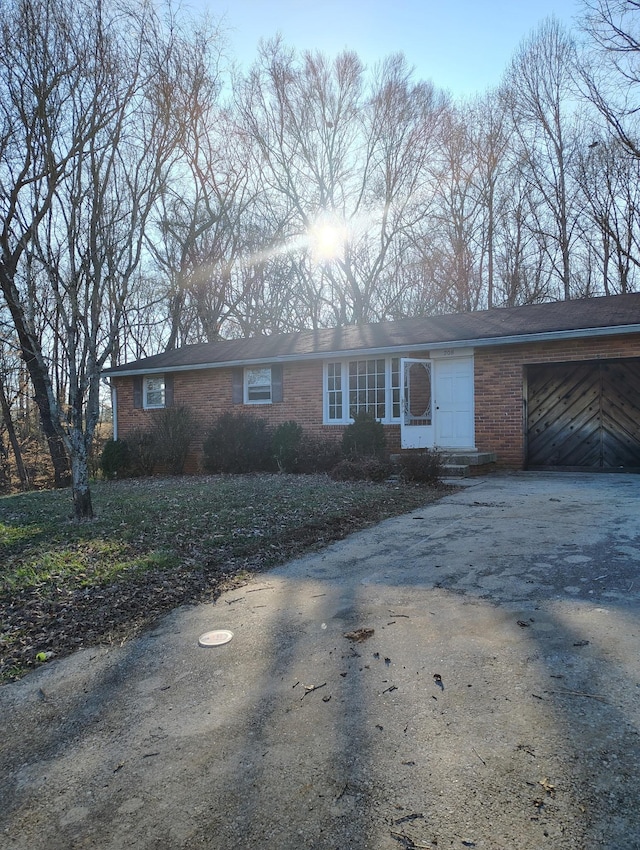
[
  {"x1": 151, "y1": 406, "x2": 195, "y2": 475},
  {"x1": 342, "y1": 410, "x2": 386, "y2": 459},
  {"x1": 100, "y1": 439, "x2": 129, "y2": 480},
  {"x1": 330, "y1": 457, "x2": 391, "y2": 482},
  {"x1": 398, "y1": 450, "x2": 444, "y2": 485},
  {"x1": 125, "y1": 428, "x2": 157, "y2": 477},
  {"x1": 271, "y1": 421, "x2": 304, "y2": 472},
  {"x1": 203, "y1": 412, "x2": 274, "y2": 474}
]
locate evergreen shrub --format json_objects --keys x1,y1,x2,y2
[
  {"x1": 100, "y1": 439, "x2": 129, "y2": 480},
  {"x1": 341, "y1": 410, "x2": 386, "y2": 459},
  {"x1": 271, "y1": 420, "x2": 304, "y2": 472},
  {"x1": 125, "y1": 428, "x2": 157, "y2": 477},
  {"x1": 203, "y1": 412, "x2": 273, "y2": 473},
  {"x1": 152, "y1": 406, "x2": 195, "y2": 475}
]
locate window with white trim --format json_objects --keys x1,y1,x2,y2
[
  {"x1": 324, "y1": 357, "x2": 401, "y2": 423},
  {"x1": 143, "y1": 375, "x2": 165, "y2": 409},
  {"x1": 245, "y1": 367, "x2": 272, "y2": 403}
]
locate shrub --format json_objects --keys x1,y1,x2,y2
[
  {"x1": 342, "y1": 410, "x2": 386, "y2": 459},
  {"x1": 295, "y1": 434, "x2": 342, "y2": 473},
  {"x1": 100, "y1": 439, "x2": 129, "y2": 480},
  {"x1": 125, "y1": 428, "x2": 157, "y2": 477},
  {"x1": 330, "y1": 457, "x2": 391, "y2": 482},
  {"x1": 398, "y1": 450, "x2": 444, "y2": 485},
  {"x1": 271, "y1": 421, "x2": 304, "y2": 473},
  {"x1": 151, "y1": 406, "x2": 195, "y2": 475},
  {"x1": 203, "y1": 412, "x2": 274, "y2": 474}
]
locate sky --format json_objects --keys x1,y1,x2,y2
[{"x1": 193, "y1": 0, "x2": 584, "y2": 98}]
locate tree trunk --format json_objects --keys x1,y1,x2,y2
[
  {"x1": 71, "y1": 444, "x2": 94, "y2": 521},
  {"x1": 0, "y1": 269, "x2": 71, "y2": 487},
  {"x1": 0, "y1": 370, "x2": 30, "y2": 489}
]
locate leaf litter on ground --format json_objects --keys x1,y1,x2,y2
[{"x1": 0, "y1": 474, "x2": 452, "y2": 681}]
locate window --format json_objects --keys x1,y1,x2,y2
[
  {"x1": 143, "y1": 375, "x2": 165, "y2": 409},
  {"x1": 245, "y1": 367, "x2": 272, "y2": 403},
  {"x1": 391, "y1": 357, "x2": 401, "y2": 419},
  {"x1": 232, "y1": 365, "x2": 282, "y2": 405},
  {"x1": 327, "y1": 362, "x2": 343, "y2": 420},
  {"x1": 349, "y1": 359, "x2": 386, "y2": 419},
  {"x1": 325, "y1": 357, "x2": 401, "y2": 424}
]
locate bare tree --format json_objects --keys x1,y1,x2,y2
[
  {"x1": 575, "y1": 137, "x2": 640, "y2": 292},
  {"x1": 426, "y1": 104, "x2": 485, "y2": 312},
  {"x1": 504, "y1": 18, "x2": 582, "y2": 300},
  {"x1": 239, "y1": 44, "x2": 448, "y2": 326},
  {"x1": 580, "y1": 0, "x2": 640, "y2": 157},
  {"x1": 467, "y1": 91, "x2": 512, "y2": 308},
  {"x1": 0, "y1": 337, "x2": 30, "y2": 489},
  {"x1": 0, "y1": 0, "x2": 191, "y2": 517}
]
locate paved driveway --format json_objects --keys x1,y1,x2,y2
[{"x1": 2, "y1": 473, "x2": 640, "y2": 849}]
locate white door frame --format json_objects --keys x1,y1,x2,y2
[{"x1": 400, "y1": 354, "x2": 475, "y2": 451}]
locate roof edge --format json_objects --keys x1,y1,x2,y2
[{"x1": 102, "y1": 322, "x2": 640, "y2": 378}]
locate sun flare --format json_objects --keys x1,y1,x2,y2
[{"x1": 308, "y1": 218, "x2": 348, "y2": 263}]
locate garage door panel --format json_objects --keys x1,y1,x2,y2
[
  {"x1": 601, "y1": 362, "x2": 640, "y2": 467},
  {"x1": 527, "y1": 363, "x2": 602, "y2": 468},
  {"x1": 527, "y1": 359, "x2": 640, "y2": 470}
]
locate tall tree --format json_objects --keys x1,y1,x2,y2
[
  {"x1": 575, "y1": 137, "x2": 640, "y2": 292},
  {"x1": 239, "y1": 44, "x2": 448, "y2": 325},
  {"x1": 580, "y1": 0, "x2": 640, "y2": 157},
  {"x1": 504, "y1": 18, "x2": 582, "y2": 300},
  {"x1": 0, "y1": 0, "x2": 192, "y2": 517}
]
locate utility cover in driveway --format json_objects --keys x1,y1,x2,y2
[{"x1": 527, "y1": 359, "x2": 640, "y2": 470}]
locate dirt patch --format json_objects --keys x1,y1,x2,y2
[{"x1": 1, "y1": 473, "x2": 639, "y2": 850}]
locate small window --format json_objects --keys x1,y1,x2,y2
[
  {"x1": 245, "y1": 367, "x2": 272, "y2": 403},
  {"x1": 144, "y1": 375, "x2": 165, "y2": 409}
]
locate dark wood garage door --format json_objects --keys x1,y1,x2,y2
[{"x1": 526, "y1": 359, "x2": 640, "y2": 470}]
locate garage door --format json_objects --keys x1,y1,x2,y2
[{"x1": 526, "y1": 359, "x2": 640, "y2": 470}]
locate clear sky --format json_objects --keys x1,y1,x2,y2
[{"x1": 193, "y1": 0, "x2": 583, "y2": 97}]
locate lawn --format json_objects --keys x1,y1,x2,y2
[{"x1": 0, "y1": 474, "x2": 449, "y2": 681}]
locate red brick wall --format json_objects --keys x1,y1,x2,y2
[
  {"x1": 474, "y1": 333, "x2": 640, "y2": 468},
  {"x1": 112, "y1": 333, "x2": 640, "y2": 472},
  {"x1": 114, "y1": 361, "x2": 345, "y2": 473}
]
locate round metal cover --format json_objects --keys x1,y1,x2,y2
[{"x1": 198, "y1": 629, "x2": 233, "y2": 647}]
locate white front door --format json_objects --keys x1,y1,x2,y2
[
  {"x1": 434, "y1": 357, "x2": 475, "y2": 448},
  {"x1": 400, "y1": 359, "x2": 434, "y2": 449}
]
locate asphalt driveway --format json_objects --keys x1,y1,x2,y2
[{"x1": 2, "y1": 472, "x2": 640, "y2": 849}]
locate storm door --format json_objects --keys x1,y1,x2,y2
[{"x1": 400, "y1": 359, "x2": 434, "y2": 449}]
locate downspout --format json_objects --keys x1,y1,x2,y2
[{"x1": 109, "y1": 380, "x2": 118, "y2": 441}]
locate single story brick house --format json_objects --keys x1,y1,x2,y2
[{"x1": 103, "y1": 292, "x2": 640, "y2": 472}]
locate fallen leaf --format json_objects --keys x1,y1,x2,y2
[
  {"x1": 344, "y1": 627, "x2": 375, "y2": 642},
  {"x1": 539, "y1": 777, "x2": 555, "y2": 796}
]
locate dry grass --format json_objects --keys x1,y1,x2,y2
[{"x1": 0, "y1": 474, "x2": 451, "y2": 681}]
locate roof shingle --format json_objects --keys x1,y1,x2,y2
[{"x1": 104, "y1": 293, "x2": 640, "y2": 376}]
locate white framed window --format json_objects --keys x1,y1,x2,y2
[
  {"x1": 143, "y1": 375, "x2": 165, "y2": 409},
  {"x1": 324, "y1": 357, "x2": 401, "y2": 424},
  {"x1": 245, "y1": 367, "x2": 272, "y2": 403}
]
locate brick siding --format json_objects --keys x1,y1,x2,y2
[
  {"x1": 474, "y1": 333, "x2": 640, "y2": 468},
  {"x1": 113, "y1": 333, "x2": 640, "y2": 472}
]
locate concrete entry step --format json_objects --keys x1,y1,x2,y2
[
  {"x1": 440, "y1": 451, "x2": 497, "y2": 478},
  {"x1": 442, "y1": 463, "x2": 471, "y2": 478},
  {"x1": 439, "y1": 451, "x2": 497, "y2": 466},
  {"x1": 390, "y1": 450, "x2": 498, "y2": 479}
]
